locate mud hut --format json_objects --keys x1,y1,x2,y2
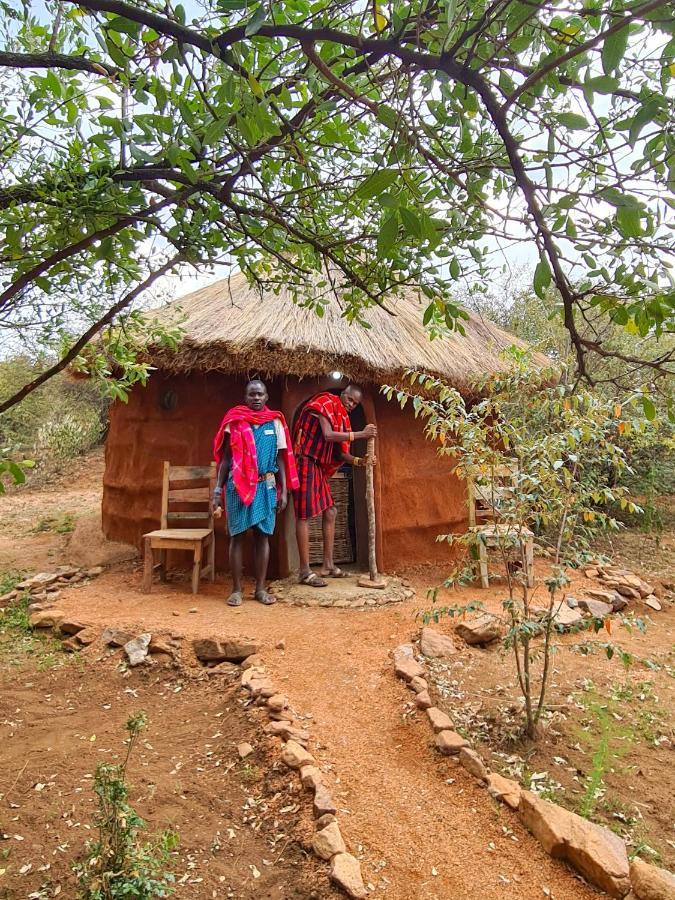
[{"x1": 102, "y1": 273, "x2": 533, "y2": 576}]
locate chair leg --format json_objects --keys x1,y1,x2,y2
[
  {"x1": 159, "y1": 550, "x2": 167, "y2": 582},
  {"x1": 208, "y1": 534, "x2": 215, "y2": 583},
  {"x1": 191, "y1": 543, "x2": 203, "y2": 595},
  {"x1": 142, "y1": 537, "x2": 153, "y2": 593},
  {"x1": 478, "y1": 539, "x2": 489, "y2": 589},
  {"x1": 525, "y1": 537, "x2": 535, "y2": 588}
]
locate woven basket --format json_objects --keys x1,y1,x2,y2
[{"x1": 308, "y1": 472, "x2": 353, "y2": 564}]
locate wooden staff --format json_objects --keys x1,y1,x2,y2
[{"x1": 358, "y1": 435, "x2": 386, "y2": 589}]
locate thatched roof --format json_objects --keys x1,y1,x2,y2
[{"x1": 152, "y1": 272, "x2": 540, "y2": 389}]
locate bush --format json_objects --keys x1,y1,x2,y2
[{"x1": 36, "y1": 410, "x2": 103, "y2": 460}]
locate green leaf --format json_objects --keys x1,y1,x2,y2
[
  {"x1": 244, "y1": 5, "x2": 266, "y2": 36},
  {"x1": 601, "y1": 24, "x2": 630, "y2": 75},
  {"x1": 587, "y1": 75, "x2": 619, "y2": 94},
  {"x1": 533, "y1": 258, "x2": 552, "y2": 299},
  {"x1": 423, "y1": 303, "x2": 434, "y2": 326},
  {"x1": 642, "y1": 396, "x2": 656, "y2": 421},
  {"x1": 107, "y1": 16, "x2": 140, "y2": 36},
  {"x1": 449, "y1": 257, "x2": 461, "y2": 279},
  {"x1": 377, "y1": 211, "x2": 399, "y2": 257},
  {"x1": 557, "y1": 112, "x2": 588, "y2": 130},
  {"x1": 399, "y1": 207, "x2": 422, "y2": 237},
  {"x1": 616, "y1": 206, "x2": 642, "y2": 238},
  {"x1": 203, "y1": 117, "x2": 229, "y2": 146},
  {"x1": 355, "y1": 168, "x2": 399, "y2": 200}
]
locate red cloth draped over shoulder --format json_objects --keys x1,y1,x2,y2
[
  {"x1": 213, "y1": 405, "x2": 298, "y2": 506},
  {"x1": 300, "y1": 392, "x2": 351, "y2": 478}
]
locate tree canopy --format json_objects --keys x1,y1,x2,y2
[{"x1": 1, "y1": 0, "x2": 673, "y2": 412}]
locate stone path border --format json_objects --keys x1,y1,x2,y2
[
  {"x1": 239, "y1": 654, "x2": 368, "y2": 898},
  {"x1": 392, "y1": 630, "x2": 675, "y2": 900}
]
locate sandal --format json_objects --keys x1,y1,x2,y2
[
  {"x1": 298, "y1": 572, "x2": 327, "y2": 588},
  {"x1": 254, "y1": 589, "x2": 277, "y2": 606},
  {"x1": 320, "y1": 567, "x2": 348, "y2": 578},
  {"x1": 226, "y1": 591, "x2": 243, "y2": 607}
]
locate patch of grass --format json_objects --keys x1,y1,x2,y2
[
  {"x1": 0, "y1": 569, "x2": 23, "y2": 595},
  {"x1": 0, "y1": 592, "x2": 74, "y2": 670},
  {"x1": 31, "y1": 513, "x2": 75, "y2": 534}
]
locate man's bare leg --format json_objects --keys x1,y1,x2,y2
[
  {"x1": 227, "y1": 533, "x2": 245, "y2": 606},
  {"x1": 296, "y1": 517, "x2": 326, "y2": 586},
  {"x1": 319, "y1": 505, "x2": 338, "y2": 575},
  {"x1": 253, "y1": 529, "x2": 276, "y2": 605}
]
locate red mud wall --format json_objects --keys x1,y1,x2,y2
[
  {"x1": 374, "y1": 395, "x2": 467, "y2": 571},
  {"x1": 102, "y1": 372, "x2": 288, "y2": 577}
]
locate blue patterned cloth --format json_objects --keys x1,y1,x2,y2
[{"x1": 226, "y1": 424, "x2": 279, "y2": 536}]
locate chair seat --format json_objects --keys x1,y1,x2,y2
[{"x1": 144, "y1": 528, "x2": 212, "y2": 541}]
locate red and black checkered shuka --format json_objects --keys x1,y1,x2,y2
[{"x1": 292, "y1": 395, "x2": 351, "y2": 521}]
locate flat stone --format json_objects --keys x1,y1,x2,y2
[
  {"x1": 300, "y1": 765, "x2": 324, "y2": 791},
  {"x1": 519, "y1": 791, "x2": 630, "y2": 898},
  {"x1": 205, "y1": 661, "x2": 239, "y2": 676},
  {"x1": 27, "y1": 601, "x2": 54, "y2": 613},
  {"x1": 192, "y1": 636, "x2": 259, "y2": 663},
  {"x1": 0, "y1": 590, "x2": 17, "y2": 602},
  {"x1": 435, "y1": 731, "x2": 469, "y2": 755},
  {"x1": 54, "y1": 565, "x2": 80, "y2": 577},
  {"x1": 330, "y1": 852, "x2": 367, "y2": 899},
  {"x1": 579, "y1": 598, "x2": 613, "y2": 618},
  {"x1": 275, "y1": 638, "x2": 286, "y2": 650},
  {"x1": 237, "y1": 742, "x2": 254, "y2": 759},
  {"x1": 264, "y1": 721, "x2": 310, "y2": 744},
  {"x1": 17, "y1": 572, "x2": 60, "y2": 590},
  {"x1": 280, "y1": 740, "x2": 314, "y2": 769},
  {"x1": 583, "y1": 567, "x2": 600, "y2": 578},
  {"x1": 602, "y1": 580, "x2": 642, "y2": 600},
  {"x1": 73, "y1": 627, "x2": 98, "y2": 646},
  {"x1": 123, "y1": 633, "x2": 151, "y2": 667},
  {"x1": 630, "y1": 857, "x2": 675, "y2": 900},
  {"x1": 487, "y1": 773, "x2": 522, "y2": 809},
  {"x1": 59, "y1": 618, "x2": 88, "y2": 636},
  {"x1": 459, "y1": 747, "x2": 489, "y2": 782},
  {"x1": 408, "y1": 675, "x2": 428, "y2": 693},
  {"x1": 86, "y1": 566, "x2": 104, "y2": 577},
  {"x1": 455, "y1": 615, "x2": 503, "y2": 646},
  {"x1": 415, "y1": 690, "x2": 432, "y2": 710},
  {"x1": 247, "y1": 678, "x2": 276, "y2": 699},
  {"x1": 534, "y1": 602, "x2": 583, "y2": 630},
  {"x1": 148, "y1": 637, "x2": 176, "y2": 656},
  {"x1": 313, "y1": 784, "x2": 337, "y2": 817},
  {"x1": 29, "y1": 609, "x2": 64, "y2": 629},
  {"x1": 316, "y1": 813, "x2": 337, "y2": 829},
  {"x1": 312, "y1": 822, "x2": 346, "y2": 860},
  {"x1": 427, "y1": 707, "x2": 454, "y2": 733},
  {"x1": 644, "y1": 595, "x2": 662, "y2": 612},
  {"x1": 267, "y1": 694, "x2": 288, "y2": 712},
  {"x1": 241, "y1": 666, "x2": 266, "y2": 688},
  {"x1": 420, "y1": 627, "x2": 457, "y2": 659},
  {"x1": 586, "y1": 588, "x2": 619, "y2": 603},
  {"x1": 393, "y1": 647, "x2": 425, "y2": 682},
  {"x1": 102, "y1": 627, "x2": 135, "y2": 647}
]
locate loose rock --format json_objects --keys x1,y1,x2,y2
[
  {"x1": 264, "y1": 721, "x2": 310, "y2": 744},
  {"x1": 427, "y1": 707, "x2": 454, "y2": 733},
  {"x1": 459, "y1": 747, "x2": 489, "y2": 782},
  {"x1": 267, "y1": 694, "x2": 289, "y2": 712},
  {"x1": 312, "y1": 822, "x2": 346, "y2": 860},
  {"x1": 275, "y1": 638, "x2": 286, "y2": 650},
  {"x1": 330, "y1": 853, "x2": 367, "y2": 899},
  {"x1": 629, "y1": 857, "x2": 675, "y2": 900},
  {"x1": 241, "y1": 654, "x2": 264, "y2": 670},
  {"x1": 420, "y1": 627, "x2": 457, "y2": 659},
  {"x1": 237, "y1": 742, "x2": 254, "y2": 759},
  {"x1": 192, "y1": 636, "x2": 259, "y2": 663},
  {"x1": 487, "y1": 773, "x2": 521, "y2": 809},
  {"x1": 29, "y1": 609, "x2": 65, "y2": 629},
  {"x1": 300, "y1": 765, "x2": 324, "y2": 791},
  {"x1": 455, "y1": 615, "x2": 502, "y2": 646},
  {"x1": 408, "y1": 675, "x2": 428, "y2": 693},
  {"x1": 280, "y1": 740, "x2": 314, "y2": 769},
  {"x1": 415, "y1": 690, "x2": 432, "y2": 710},
  {"x1": 519, "y1": 791, "x2": 630, "y2": 898},
  {"x1": 579, "y1": 598, "x2": 613, "y2": 618},
  {"x1": 392, "y1": 644, "x2": 425, "y2": 681},
  {"x1": 313, "y1": 784, "x2": 337, "y2": 817},
  {"x1": 644, "y1": 595, "x2": 662, "y2": 612},
  {"x1": 316, "y1": 813, "x2": 337, "y2": 829},
  {"x1": 124, "y1": 633, "x2": 151, "y2": 667},
  {"x1": 102, "y1": 627, "x2": 135, "y2": 648},
  {"x1": 59, "y1": 618, "x2": 88, "y2": 636},
  {"x1": 435, "y1": 731, "x2": 469, "y2": 755},
  {"x1": 73, "y1": 627, "x2": 98, "y2": 646}
]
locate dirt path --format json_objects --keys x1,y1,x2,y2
[{"x1": 53, "y1": 572, "x2": 600, "y2": 900}]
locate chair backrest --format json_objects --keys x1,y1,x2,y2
[
  {"x1": 467, "y1": 463, "x2": 518, "y2": 527},
  {"x1": 160, "y1": 462, "x2": 216, "y2": 530}
]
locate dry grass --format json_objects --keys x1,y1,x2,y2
[{"x1": 150, "y1": 271, "x2": 544, "y2": 389}]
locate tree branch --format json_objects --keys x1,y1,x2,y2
[{"x1": 0, "y1": 50, "x2": 118, "y2": 78}]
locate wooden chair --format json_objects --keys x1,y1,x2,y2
[
  {"x1": 467, "y1": 464, "x2": 534, "y2": 589},
  {"x1": 142, "y1": 462, "x2": 216, "y2": 595}
]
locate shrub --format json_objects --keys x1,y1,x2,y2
[{"x1": 36, "y1": 410, "x2": 103, "y2": 460}]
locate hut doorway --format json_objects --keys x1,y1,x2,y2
[{"x1": 289, "y1": 390, "x2": 368, "y2": 570}]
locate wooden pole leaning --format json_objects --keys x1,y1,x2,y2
[{"x1": 357, "y1": 436, "x2": 387, "y2": 589}]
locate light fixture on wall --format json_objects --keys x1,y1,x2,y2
[{"x1": 329, "y1": 370, "x2": 343, "y2": 381}]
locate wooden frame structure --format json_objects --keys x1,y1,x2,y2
[
  {"x1": 142, "y1": 462, "x2": 216, "y2": 594},
  {"x1": 467, "y1": 464, "x2": 534, "y2": 590}
]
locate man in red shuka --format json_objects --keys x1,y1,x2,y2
[{"x1": 292, "y1": 385, "x2": 376, "y2": 587}]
